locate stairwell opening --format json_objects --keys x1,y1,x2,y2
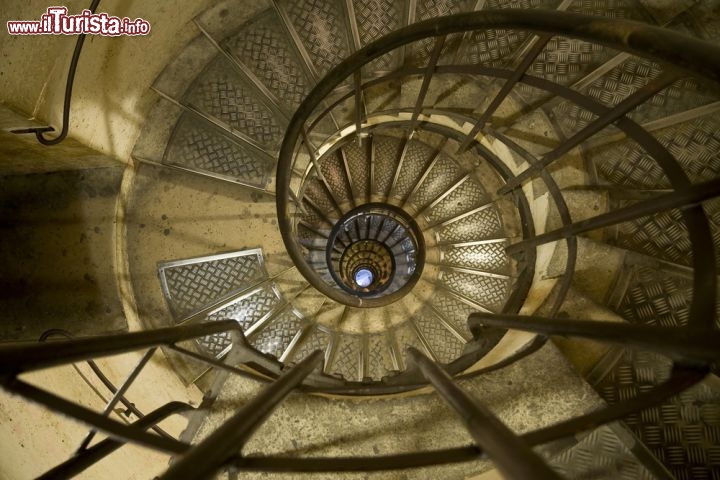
[{"x1": 1, "y1": 1, "x2": 720, "y2": 479}]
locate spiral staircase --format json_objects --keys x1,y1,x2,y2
[{"x1": 2, "y1": 0, "x2": 720, "y2": 479}]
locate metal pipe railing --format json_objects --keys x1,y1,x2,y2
[
  {"x1": 11, "y1": 0, "x2": 102, "y2": 145},
  {"x1": 0, "y1": 320, "x2": 242, "y2": 375},
  {"x1": 469, "y1": 312, "x2": 720, "y2": 366},
  {"x1": 3, "y1": 9, "x2": 720, "y2": 479},
  {"x1": 37, "y1": 401, "x2": 194, "y2": 480},
  {"x1": 277, "y1": 9, "x2": 720, "y2": 316},
  {"x1": 160, "y1": 350, "x2": 323, "y2": 479},
  {"x1": 39, "y1": 329, "x2": 173, "y2": 440},
  {"x1": 407, "y1": 347, "x2": 561, "y2": 480}
]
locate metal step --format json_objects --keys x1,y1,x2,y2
[{"x1": 593, "y1": 349, "x2": 720, "y2": 480}]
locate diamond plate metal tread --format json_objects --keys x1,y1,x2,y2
[
  {"x1": 416, "y1": 0, "x2": 475, "y2": 20},
  {"x1": 183, "y1": 57, "x2": 285, "y2": 149},
  {"x1": 612, "y1": 207, "x2": 693, "y2": 268},
  {"x1": 158, "y1": 249, "x2": 267, "y2": 319},
  {"x1": 302, "y1": 175, "x2": 340, "y2": 220},
  {"x1": 547, "y1": 424, "x2": 656, "y2": 480},
  {"x1": 352, "y1": 0, "x2": 404, "y2": 72},
  {"x1": 372, "y1": 135, "x2": 403, "y2": 198},
  {"x1": 578, "y1": 55, "x2": 710, "y2": 125},
  {"x1": 408, "y1": 152, "x2": 464, "y2": 209},
  {"x1": 457, "y1": 0, "x2": 557, "y2": 68},
  {"x1": 487, "y1": 0, "x2": 558, "y2": 11},
  {"x1": 329, "y1": 334, "x2": 362, "y2": 381},
  {"x1": 200, "y1": 284, "x2": 283, "y2": 358},
  {"x1": 319, "y1": 152, "x2": 353, "y2": 206},
  {"x1": 607, "y1": 198, "x2": 720, "y2": 270},
  {"x1": 195, "y1": 330, "x2": 233, "y2": 359},
  {"x1": 614, "y1": 263, "x2": 720, "y2": 330},
  {"x1": 279, "y1": 0, "x2": 351, "y2": 77},
  {"x1": 222, "y1": 11, "x2": 311, "y2": 111},
  {"x1": 164, "y1": 114, "x2": 273, "y2": 188},
  {"x1": 425, "y1": 177, "x2": 490, "y2": 225},
  {"x1": 250, "y1": 307, "x2": 304, "y2": 359},
  {"x1": 298, "y1": 222, "x2": 327, "y2": 251},
  {"x1": 684, "y1": 1, "x2": 720, "y2": 42},
  {"x1": 435, "y1": 205, "x2": 505, "y2": 244},
  {"x1": 391, "y1": 138, "x2": 437, "y2": 200},
  {"x1": 412, "y1": 308, "x2": 465, "y2": 364},
  {"x1": 393, "y1": 320, "x2": 430, "y2": 360},
  {"x1": 427, "y1": 289, "x2": 475, "y2": 339},
  {"x1": 440, "y1": 241, "x2": 511, "y2": 274},
  {"x1": 594, "y1": 350, "x2": 720, "y2": 480},
  {"x1": 551, "y1": 56, "x2": 664, "y2": 138},
  {"x1": 590, "y1": 114, "x2": 720, "y2": 189},
  {"x1": 408, "y1": 0, "x2": 476, "y2": 66},
  {"x1": 460, "y1": 26, "x2": 530, "y2": 68},
  {"x1": 367, "y1": 332, "x2": 395, "y2": 380},
  {"x1": 626, "y1": 76, "x2": 714, "y2": 126},
  {"x1": 299, "y1": 206, "x2": 329, "y2": 233},
  {"x1": 527, "y1": 35, "x2": 620, "y2": 88},
  {"x1": 437, "y1": 270, "x2": 510, "y2": 312},
  {"x1": 567, "y1": 0, "x2": 647, "y2": 19},
  {"x1": 341, "y1": 139, "x2": 370, "y2": 201},
  {"x1": 207, "y1": 284, "x2": 283, "y2": 329},
  {"x1": 288, "y1": 324, "x2": 331, "y2": 364},
  {"x1": 552, "y1": 98, "x2": 600, "y2": 139},
  {"x1": 553, "y1": 56, "x2": 709, "y2": 138}
]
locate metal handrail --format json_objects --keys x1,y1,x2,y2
[
  {"x1": 39, "y1": 329, "x2": 173, "y2": 437},
  {"x1": 160, "y1": 350, "x2": 324, "y2": 480},
  {"x1": 4, "y1": 9, "x2": 720, "y2": 479},
  {"x1": 277, "y1": 9, "x2": 719, "y2": 346},
  {"x1": 37, "y1": 401, "x2": 194, "y2": 479},
  {"x1": 0, "y1": 316, "x2": 709, "y2": 477},
  {"x1": 278, "y1": 10, "x2": 720, "y2": 313},
  {"x1": 11, "y1": 0, "x2": 102, "y2": 145},
  {"x1": 269, "y1": 9, "x2": 720, "y2": 475},
  {"x1": 408, "y1": 347, "x2": 561, "y2": 480}
]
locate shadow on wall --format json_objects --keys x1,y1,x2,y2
[{"x1": 0, "y1": 167, "x2": 128, "y2": 341}]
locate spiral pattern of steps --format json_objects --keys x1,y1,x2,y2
[
  {"x1": 120, "y1": 1, "x2": 720, "y2": 476},
  {"x1": 128, "y1": 0, "x2": 720, "y2": 376},
  {"x1": 152, "y1": 126, "x2": 522, "y2": 383}
]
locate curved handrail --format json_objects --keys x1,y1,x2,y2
[
  {"x1": 11, "y1": 0, "x2": 101, "y2": 145},
  {"x1": 274, "y1": 6, "x2": 720, "y2": 403},
  {"x1": 277, "y1": 10, "x2": 720, "y2": 316}
]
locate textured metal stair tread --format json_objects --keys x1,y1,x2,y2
[
  {"x1": 132, "y1": 0, "x2": 672, "y2": 368},
  {"x1": 289, "y1": 126, "x2": 520, "y2": 314},
  {"x1": 115, "y1": 1, "x2": 720, "y2": 478},
  {"x1": 154, "y1": 246, "x2": 513, "y2": 382},
  {"x1": 593, "y1": 349, "x2": 720, "y2": 479},
  {"x1": 546, "y1": 423, "x2": 659, "y2": 480},
  {"x1": 163, "y1": 114, "x2": 275, "y2": 190}
]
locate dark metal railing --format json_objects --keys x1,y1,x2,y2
[
  {"x1": 38, "y1": 401, "x2": 192, "y2": 479},
  {"x1": 3, "y1": 9, "x2": 720, "y2": 480},
  {"x1": 11, "y1": 0, "x2": 101, "y2": 145},
  {"x1": 275, "y1": 7, "x2": 719, "y2": 390},
  {"x1": 270, "y1": 8, "x2": 720, "y2": 477},
  {"x1": 39, "y1": 328, "x2": 174, "y2": 440},
  {"x1": 0, "y1": 318, "x2": 711, "y2": 478},
  {"x1": 408, "y1": 347, "x2": 562, "y2": 479}
]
